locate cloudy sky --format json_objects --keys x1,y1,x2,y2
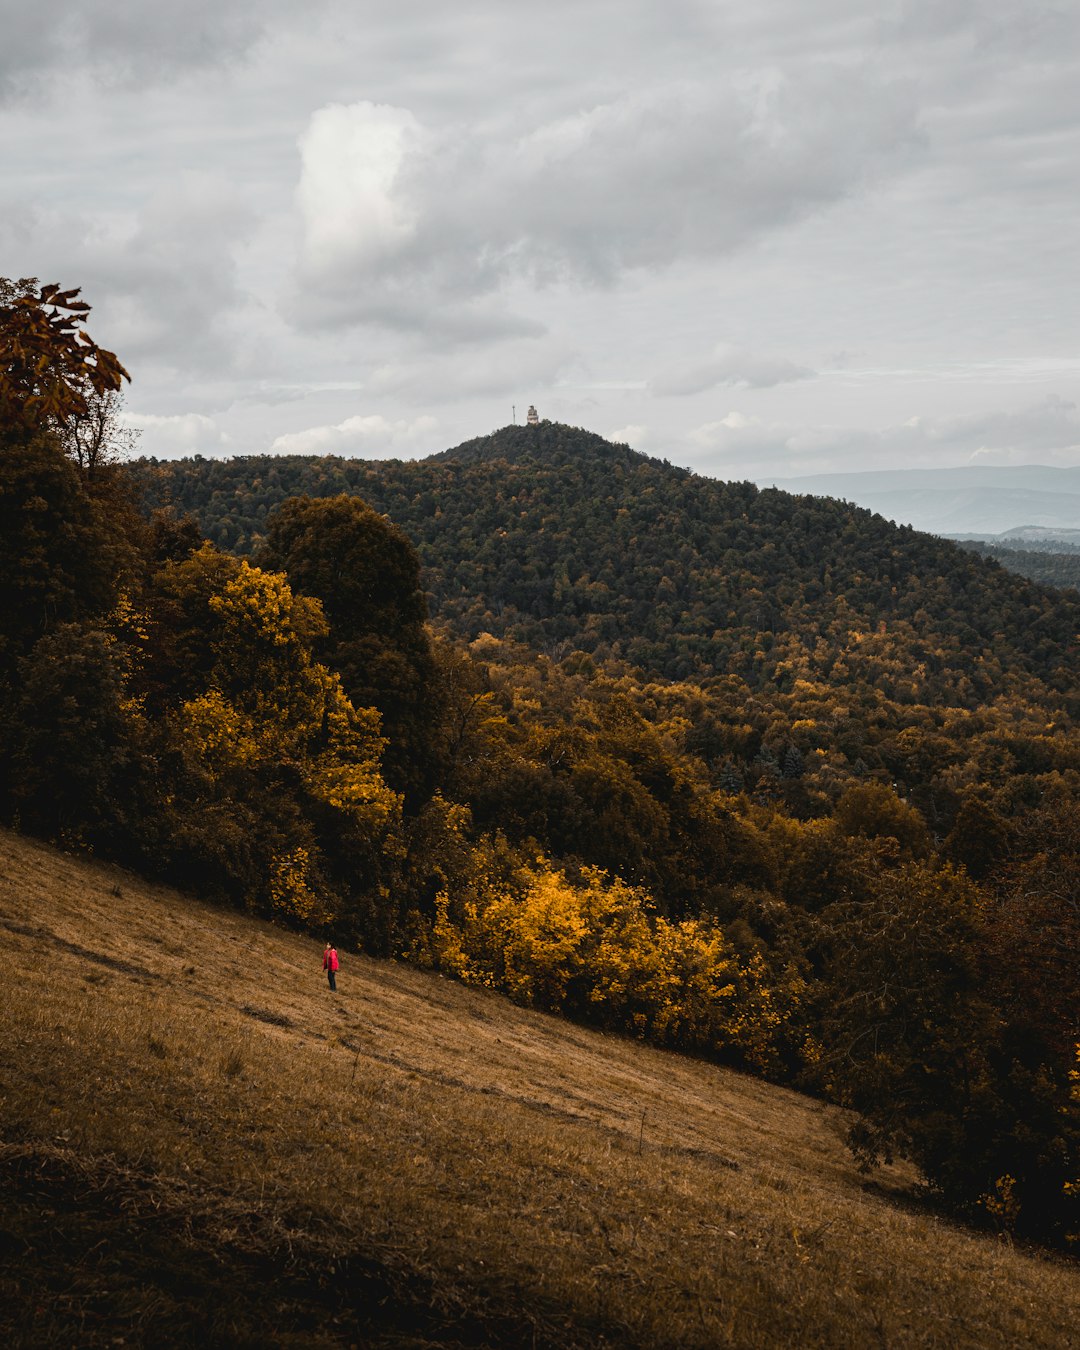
[{"x1": 2, "y1": 0, "x2": 1078, "y2": 477}]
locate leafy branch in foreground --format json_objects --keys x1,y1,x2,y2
[{"x1": 1, "y1": 280, "x2": 129, "y2": 432}]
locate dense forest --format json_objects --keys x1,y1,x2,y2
[
  {"x1": 3, "y1": 282, "x2": 1078, "y2": 1248},
  {"x1": 131, "y1": 426, "x2": 1080, "y2": 833},
  {"x1": 133, "y1": 426, "x2": 1080, "y2": 703},
  {"x1": 134, "y1": 436, "x2": 1080, "y2": 594}
]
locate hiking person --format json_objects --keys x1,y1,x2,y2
[{"x1": 323, "y1": 942, "x2": 339, "y2": 992}]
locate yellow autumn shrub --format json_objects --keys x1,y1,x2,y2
[{"x1": 432, "y1": 852, "x2": 798, "y2": 1071}]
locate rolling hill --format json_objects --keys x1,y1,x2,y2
[
  {"x1": 5, "y1": 285, "x2": 1079, "y2": 1328},
  {"x1": 3, "y1": 826, "x2": 1078, "y2": 1348},
  {"x1": 130, "y1": 423, "x2": 1080, "y2": 714}
]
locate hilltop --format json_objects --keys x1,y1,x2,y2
[
  {"x1": 2, "y1": 826, "x2": 1078, "y2": 1349},
  {"x1": 429, "y1": 420, "x2": 645, "y2": 468}
]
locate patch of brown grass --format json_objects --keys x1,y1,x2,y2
[{"x1": 1, "y1": 827, "x2": 1077, "y2": 1348}]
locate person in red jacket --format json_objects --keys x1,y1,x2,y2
[{"x1": 323, "y1": 942, "x2": 339, "y2": 992}]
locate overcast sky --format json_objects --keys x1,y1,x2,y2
[{"x1": 2, "y1": 1, "x2": 1078, "y2": 477}]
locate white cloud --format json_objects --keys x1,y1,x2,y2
[
  {"x1": 5, "y1": 1, "x2": 1080, "y2": 471},
  {"x1": 941, "y1": 397, "x2": 1080, "y2": 461},
  {"x1": 131, "y1": 412, "x2": 233, "y2": 458},
  {"x1": 0, "y1": 174, "x2": 254, "y2": 373},
  {"x1": 0, "y1": 1, "x2": 333, "y2": 97},
  {"x1": 269, "y1": 414, "x2": 439, "y2": 457},
  {"x1": 296, "y1": 102, "x2": 423, "y2": 281},
  {"x1": 651, "y1": 345, "x2": 814, "y2": 396},
  {"x1": 606, "y1": 424, "x2": 649, "y2": 448},
  {"x1": 366, "y1": 334, "x2": 574, "y2": 405},
  {"x1": 686, "y1": 396, "x2": 1080, "y2": 477}
]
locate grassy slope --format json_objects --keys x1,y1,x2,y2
[{"x1": 1, "y1": 830, "x2": 1077, "y2": 1349}]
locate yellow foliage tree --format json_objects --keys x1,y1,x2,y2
[
  {"x1": 159, "y1": 548, "x2": 400, "y2": 918},
  {"x1": 177, "y1": 558, "x2": 398, "y2": 824}
]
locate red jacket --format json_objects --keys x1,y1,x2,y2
[{"x1": 323, "y1": 948, "x2": 339, "y2": 972}]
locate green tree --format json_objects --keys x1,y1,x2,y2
[
  {"x1": 821, "y1": 857, "x2": 1079, "y2": 1245},
  {"x1": 260, "y1": 493, "x2": 442, "y2": 804},
  {"x1": 0, "y1": 433, "x2": 134, "y2": 669},
  {"x1": 3, "y1": 623, "x2": 143, "y2": 844},
  {"x1": 833, "y1": 781, "x2": 929, "y2": 857},
  {"x1": 943, "y1": 792, "x2": 1011, "y2": 880}
]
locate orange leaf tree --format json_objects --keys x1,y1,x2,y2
[{"x1": 1, "y1": 279, "x2": 129, "y2": 432}]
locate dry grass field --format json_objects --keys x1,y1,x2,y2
[{"x1": 1, "y1": 826, "x2": 1077, "y2": 1348}]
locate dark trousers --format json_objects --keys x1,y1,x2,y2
[{"x1": 327, "y1": 968, "x2": 336, "y2": 991}]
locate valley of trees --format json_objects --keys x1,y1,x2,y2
[
  {"x1": 957, "y1": 537, "x2": 1080, "y2": 593},
  {"x1": 3, "y1": 281, "x2": 1078, "y2": 1248}
]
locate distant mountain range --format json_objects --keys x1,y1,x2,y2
[{"x1": 757, "y1": 466, "x2": 1080, "y2": 539}]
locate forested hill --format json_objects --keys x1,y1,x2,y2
[{"x1": 130, "y1": 422, "x2": 1080, "y2": 712}]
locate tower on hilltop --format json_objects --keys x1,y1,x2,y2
[{"x1": 526, "y1": 404, "x2": 539, "y2": 425}]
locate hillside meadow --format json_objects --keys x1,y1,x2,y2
[{"x1": 1, "y1": 827, "x2": 1077, "y2": 1348}]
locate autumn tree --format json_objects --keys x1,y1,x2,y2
[
  {"x1": 833, "y1": 780, "x2": 930, "y2": 857},
  {"x1": 818, "y1": 853, "x2": 1079, "y2": 1245},
  {"x1": 1, "y1": 280, "x2": 129, "y2": 437},
  {"x1": 0, "y1": 280, "x2": 143, "y2": 674},
  {"x1": 943, "y1": 791, "x2": 1011, "y2": 880},
  {"x1": 142, "y1": 544, "x2": 401, "y2": 935},
  {"x1": 431, "y1": 853, "x2": 801, "y2": 1072}
]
